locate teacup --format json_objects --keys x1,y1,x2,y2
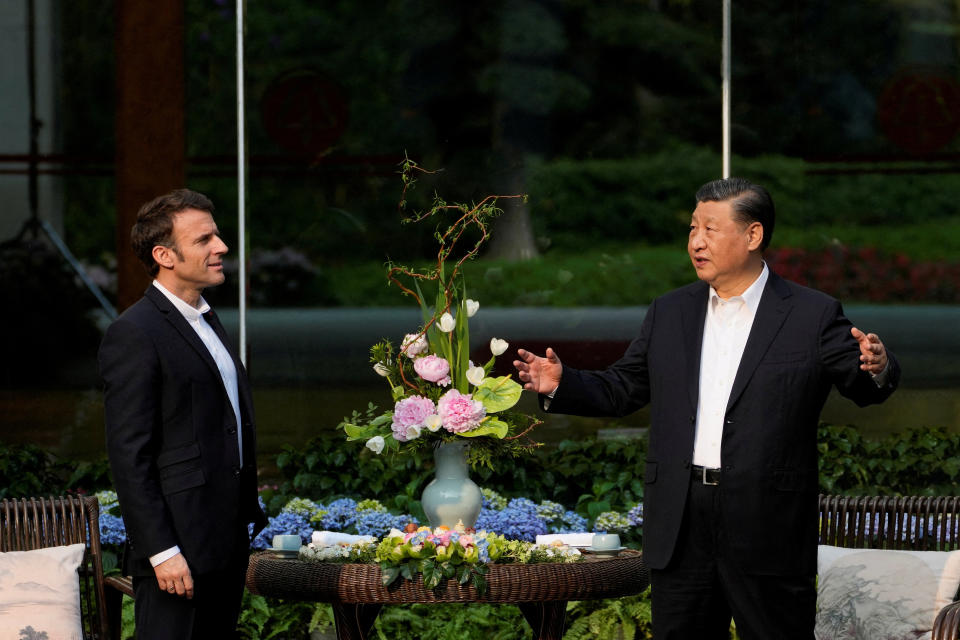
[
  {"x1": 592, "y1": 533, "x2": 620, "y2": 550},
  {"x1": 272, "y1": 534, "x2": 302, "y2": 551}
]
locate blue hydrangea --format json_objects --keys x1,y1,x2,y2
[
  {"x1": 475, "y1": 498, "x2": 548, "y2": 542},
  {"x1": 476, "y1": 536, "x2": 490, "y2": 562},
  {"x1": 355, "y1": 510, "x2": 410, "y2": 537},
  {"x1": 627, "y1": 503, "x2": 644, "y2": 527},
  {"x1": 550, "y1": 510, "x2": 589, "y2": 534},
  {"x1": 593, "y1": 511, "x2": 630, "y2": 534},
  {"x1": 315, "y1": 498, "x2": 358, "y2": 531},
  {"x1": 251, "y1": 512, "x2": 313, "y2": 550},
  {"x1": 99, "y1": 512, "x2": 127, "y2": 546}
]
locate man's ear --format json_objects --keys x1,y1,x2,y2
[
  {"x1": 746, "y1": 222, "x2": 764, "y2": 252},
  {"x1": 152, "y1": 244, "x2": 176, "y2": 270}
]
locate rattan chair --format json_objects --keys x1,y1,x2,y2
[
  {"x1": 819, "y1": 494, "x2": 960, "y2": 640},
  {"x1": 0, "y1": 496, "x2": 134, "y2": 640}
]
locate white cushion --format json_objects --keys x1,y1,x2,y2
[
  {"x1": 0, "y1": 543, "x2": 85, "y2": 640},
  {"x1": 816, "y1": 544, "x2": 960, "y2": 640}
]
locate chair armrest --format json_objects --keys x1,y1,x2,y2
[
  {"x1": 104, "y1": 575, "x2": 134, "y2": 640},
  {"x1": 933, "y1": 600, "x2": 960, "y2": 640}
]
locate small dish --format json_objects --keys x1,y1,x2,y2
[
  {"x1": 267, "y1": 548, "x2": 300, "y2": 560},
  {"x1": 585, "y1": 546, "x2": 627, "y2": 557}
]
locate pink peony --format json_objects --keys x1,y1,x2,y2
[
  {"x1": 391, "y1": 395, "x2": 436, "y2": 441},
  {"x1": 414, "y1": 354, "x2": 451, "y2": 387},
  {"x1": 401, "y1": 333, "x2": 428, "y2": 357},
  {"x1": 437, "y1": 389, "x2": 486, "y2": 433}
]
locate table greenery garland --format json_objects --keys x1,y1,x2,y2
[{"x1": 298, "y1": 522, "x2": 582, "y2": 594}]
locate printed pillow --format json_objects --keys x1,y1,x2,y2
[
  {"x1": 816, "y1": 545, "x2": 960, "y2": 640},
  {"x1": 0, "y1": 543, "x2": 85, "y2": 640}
]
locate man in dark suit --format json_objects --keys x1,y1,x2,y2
[
  {"x1": 99, "y1": 189, "x2": 267, "y2": 639},
  {"x1": 514, "y1": 178, "x2": 899, "y2": 639}
]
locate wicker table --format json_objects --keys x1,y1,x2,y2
[{"x1": 245, "y1": 549, "x2": 649, "y2": 639}]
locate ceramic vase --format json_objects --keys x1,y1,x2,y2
[{"x1": 420, "y1": 440, "x2": 483, "y2": 529}]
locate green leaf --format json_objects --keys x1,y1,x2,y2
[
  {"x1": 457, "y1": 419, "x2": 510, "y2": 439},
  {"x1": 342, "y1": 422, "x2": 380, "y2": 440},
  {"x1": 381, "y1": 565, "x2": 400, "y2": 587},
  {"x1": 474, "y1": 376, "x2": 523, "y2": 412}
]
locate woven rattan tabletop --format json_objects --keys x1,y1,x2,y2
[{"x1": 246, "y1": 549, "x2": 649, "y2": 604}]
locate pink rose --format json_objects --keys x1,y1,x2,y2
[
  {"x1": 414, "y1": 354, "x2": 451, "y2": 387},
  {"x1": 391, "y1": 395, "x2": 436, "y2": 442},
  {"x1": 437, "y1": 389, "x2": 486, "y2": 433}
]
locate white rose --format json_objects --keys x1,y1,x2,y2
[
  {"x1": 438, "y1": 312, "x2": 456, "y2": 333},
  {"x1": 365, "y1": 436, "x2": 385, "y2": 454},
  {"x1": 466, "y1": 364, "x2": 485, "y2": 386},
  {"x1": 373, "y1": 363, "x2": 390, "y2": 377},
  {"x1": 490, "y1": 337, "x2": 509, "y2": 356},
  {"x1": 424, "y1": 414, "x2": 443, "y2": 432},
  {"x1": 465, "y1": 299, "x2": 480, "y2": 317}
]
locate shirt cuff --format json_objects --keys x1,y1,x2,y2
[
  {"x1": 542, "y1": 386, "x2": 558, "y2": 410},
  {"x1": 149, "y1": 546, "x2": 181, "y2": 567},
  {"x1": 870, "y1": 362, "x2": 890, "y2": 387}
]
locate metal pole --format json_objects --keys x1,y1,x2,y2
[
  {"x1": 236, "y1": 0, "x2": 247, "y2": 365},
  {"x1": 27, "y1": 0, "x2": 39, "y2": 224},
  {"x1": 721, "y1": 0, "x2": 731, "y2": 178}
]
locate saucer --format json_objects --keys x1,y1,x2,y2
[
  {"x1": 267, "y1": 548, "x2": 300, "y2": 560},
  {"x1": 585, "y1": 546, "x2": 627, "y2": 557}
]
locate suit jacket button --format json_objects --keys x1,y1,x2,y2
[
  {"x1": 227, "y1": 427, "x2": 237, "y2": 434},
  {"x1": 233, "y1": 467, "x2": 241, "y2": 477}
]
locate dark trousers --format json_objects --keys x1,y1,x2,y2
[
  {"x1": 649, "y1": 479, "x2": 816, "y2": 640},
  {"x1": 132, "y1": 556, "x2": 248, "y2": 640}
]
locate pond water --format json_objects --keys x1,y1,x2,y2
[
  {"x1": 4, "y1": 304, "x2": 956, "y2": 482},
  {"x1": 1, "y1": 383, "x2": 956, "y2": 483}
]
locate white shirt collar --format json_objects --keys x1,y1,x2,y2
[
  {"x1": 152, "y1": 280, "x2": 211, "y2": 321},
  {"x1": 708, "y1": 262, "x2": 769, "y2": 312}
]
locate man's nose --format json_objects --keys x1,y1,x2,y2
[
  {"x1": 215, "y1": 237, "x2": 229, "y2": 254},
  {"x1": 689, "y1": 229, "x2": 705, "y2": 249}
]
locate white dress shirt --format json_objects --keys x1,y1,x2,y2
[
  {"x1": 692, "y1": 264, "x2": 769, "y2": 468},
  {"x1": 149, "y1": 280, "x2": 243, "y2": 566}
]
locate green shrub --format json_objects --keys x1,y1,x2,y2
[{"x1": 0, "y1": 442, "x2": 111, "y2": 499}]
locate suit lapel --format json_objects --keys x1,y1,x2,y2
[
  {"x1": 145, "y1": 286, "x2": 225, "y2": 385},
  {"x1": 726, "y1": 272, "x2": 794, "y2": 411},
  {"x1": 682, "y1": 283, "x2": 710, "y2": 414}
]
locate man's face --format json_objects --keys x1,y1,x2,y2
[
  {"x1": 687, "y1": 199, "x2": 760, "y2": 296},
  {"x1": 165, "y1": 208, "x2": 228, "y2": 292}
]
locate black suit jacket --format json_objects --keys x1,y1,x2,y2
[
  {"x1": 99, "y1": 285, "x2": 268, "y2": 577},
  {"x1": 548, "y1": 271, "x2": 899, "y2": 576}
]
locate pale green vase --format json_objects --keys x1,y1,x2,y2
[{"x1": 421, "y1": 440, "x2": 483, "y2": 529}]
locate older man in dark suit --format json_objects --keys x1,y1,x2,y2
[
  {"x1": 514, "y1": 178, "x2": 899, "y2": 639},
  {"x1": 99, "y1": 189, "x2": 267, "y2": 639}
]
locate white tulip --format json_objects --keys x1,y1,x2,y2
[
  {"x1": 373, "y1": 363, "x2": 390, "y2": 377},
  {"x1": 466, "y1": 364, "x2": 485, "y2": 386},
  {"x1": 438, "y1": 312, "x2": 456, "y2": 332},
  {"x1": 365, "y1": 436, "x2": 385, "y2": 454},
  {"x1": 425, "y1": 414, "x2": 443, "y2": 432},
  {"x1": 490, "y1": 337, "x2": 509, "y2": 356},
  {"x1": 406, "y1": 424, "x2": 422, "y2": 440},
  {"x1": 465, "y1": 299, "x2": 480, "y2": 317}
]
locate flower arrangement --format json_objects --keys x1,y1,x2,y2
[{"x1": 341, "y1": 158, "x2": 541, "y2": 468}]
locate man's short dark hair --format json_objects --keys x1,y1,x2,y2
[
  {"x1": 695, "y1": 177, "x2": 775, "y2": 250},
  {"x1": 131, "y1": 189, "x2": 215, "y2": 276}
]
